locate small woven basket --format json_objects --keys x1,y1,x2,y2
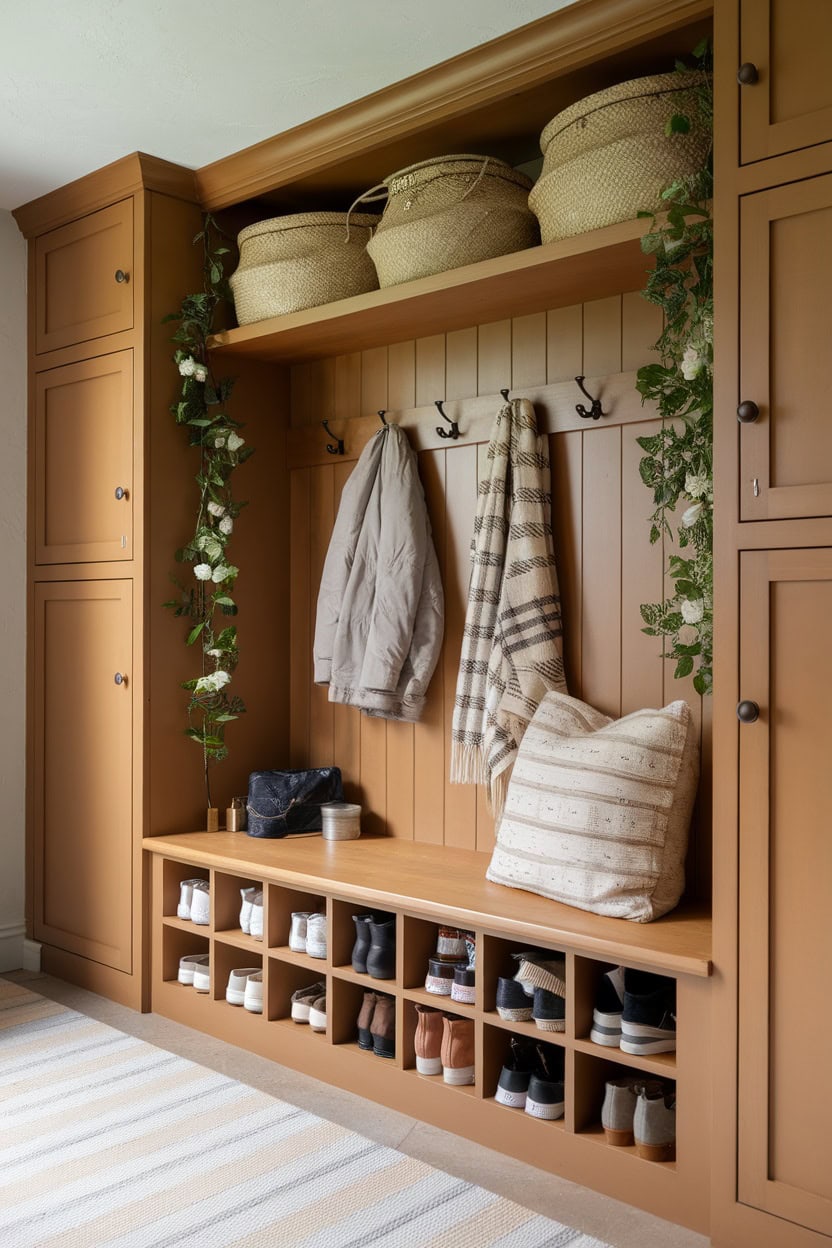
[
  {"x1": 359, "y1": 154, "x2": 539, "y2": 288},
  {"x1": 229, "y1": 211, "x2": 380, "y2": 324},
  {"x1": 528, "y1": 71, "x2": 710, "y2": 242}
]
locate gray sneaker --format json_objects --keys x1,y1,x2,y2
[
  {"x1": 633, "y1": 1084, "x2": 676, "y2": 1162},
  {"x1": 601, "y1": 1077, "x2": 663, "y2": 1146},
  {"x1": 290, "y1": 980, "x2": 326, "y2": 1023}
]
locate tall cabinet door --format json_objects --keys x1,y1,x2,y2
[
  {"x1": 33, "y1": 580, "x2": 133, "y2": 974},
  {"x1": 741, "y1": 0, "x2": 832, "y2": 163},
  {"x1": 738, "y1": 549, "x2": 832, "y2": 1236},
  {"x1": 740, "y1": 174, "x2": 832, "y2": 521}
]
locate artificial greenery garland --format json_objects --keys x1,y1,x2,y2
[
  {"x1": 636, "y1": 42, "x2": 713, "y2": 696},
  {"x1": 163, "y1": 216, "x2": 252, "y2": 806}
]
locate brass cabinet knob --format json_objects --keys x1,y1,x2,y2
[
  {"x1": 114, "y1": 486, "x2": 128, "y2": 500},
  {"x1": 737, "y1": 400, "x2": 760, "y2": 423},
  {"x1": 737, "y1": 700, "x2": 760, "y2": 723},
  {"x1": 114, "y1": 672, "x2": 126, "y2": 686},
  {"x1": 737, "y1": 62, "x2": 759, "y2": 85},
  {"x1": 114, "y1": 269, "x2": 129, "y2": 284}
]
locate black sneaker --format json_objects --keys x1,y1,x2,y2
[
  {"x1": 496, "y1": 977, "x2": 533, "y2": 1021},
  {"x1": 494, "y1": 1037, "x2": 534, "y2": 1109},
  {"x1": 525, "y1": 1042, "x2": 565, "y2": 1120},
  {"x1": 590, "y1": 965, "x2": 625, "y2": 1047},
  {"x1": 532, "y1": 986, "x2": 565, "y2": 1032},
  {"x1": 620, "y1": 971, "x2": 676, "y2": 1055}
]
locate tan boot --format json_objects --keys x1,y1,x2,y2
[
  {"x1": 414, "y1": 1004, "x2": 443, "y2": 1075},
  {"x1": 440, "y1": 1015, "x2": 475, "y2": 1085},
  {"x1": 356, "y1": 991, "x2": 377, "y2": 1050}
]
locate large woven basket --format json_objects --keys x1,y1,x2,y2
[
  {"x1": 229, "y1": 212, "x2": 380, "y2": 324},
  {"x1": 528, "y1": 71, "x2": 710, "y2": 242},
  {"x1": 362, "y1": 155, "x2": 539, "y2": 288}
]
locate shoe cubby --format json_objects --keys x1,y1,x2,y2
[
  {"x1": 160, "y1": 923, "x2": 209, "y2": 987},
  {"x1": 482, "y1": 1021, "x2": 566, "y2": 1125},
  {"x1": 161, "y1": 859, "x2": 210, "y2": 928},
  {"x1": 572, "y1": 1051, "x2": 677, "y2": 1167},
  {"x1": 572, "y1": 956, "x2": 677, "y2": 1077},
  {"x1": 267, "y1": 957, "x2": 328, "y2": 1032},
  {"x1": 330, "y1": 975, "x2": 397, "y2": 1061},
  {"x1": 479, "y1": 933, "x2": 566, "y2": 1039},
  {"x1": 212, "y1": 937, "x2": 263, "y2": 1012},
  {"x1": 401, "y1": 998, "x2": 477, "y2": 1096},
  {"x1": 212, "y1": 870, "x2": 264, "y2": 952},
  {"x1": 267, "y1": 883, "x2": 328, "y2": 969},
  {"x1": 400, "y1": 915, "x2": 475, "y2": 1010},
  {"x1": 329, "y1": 899, "x2": 398, "y2": 986}
]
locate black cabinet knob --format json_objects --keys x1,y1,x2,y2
[
  {"x1": 114, "y1": 269, "x2": 129, "y2": 284},
  {"x1": 114, "y1": 486, "x2": 127, "y2": 500},
  {"x1": 737, "y1": 400, "x2": 760, "y2": 423},
  {"x1": 737, "y1": 700, "x2": 760, "y2": 723},
  {"x1": 737, "y1": 62, "x2": 759, "y2": 85}
]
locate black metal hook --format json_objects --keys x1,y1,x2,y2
[
  {"x1": 435, "y1": 399, "x2": 460, "y2": 440},
  {"x1": 322, "y1": 418, "x2": 344, "y2": 455},
  {"x1": 500, "y1": 388, "x2": 511, "y2": 403},
  {"x1": 574, "y1": 376, "x2": 605, "y2": 421},
  {"x1": 377, "y1": 410, "x2": 388, "y2": 427}
]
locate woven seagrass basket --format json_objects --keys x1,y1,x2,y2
[
  {"x1": 229, "y1": 212, "x2": 380, "y2": 325},
  {"x1": 528, "y1": 71, "x2": 710, "y2": 243},
  {"x1": 360, "y1": 154, "x2": 539, "y2": 288}
]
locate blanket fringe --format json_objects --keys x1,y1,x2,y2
[
  {"x1": 450, "y1": 742, "x2": 488, "y2": 787},
  {"x1": 489, "y1": 765, "x2": 513, "y2": 824}
]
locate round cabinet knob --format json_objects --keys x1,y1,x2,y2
[
  {"x1": 737, "y1": 700, "x2": 760, "y2": 723},
  {"x1": 114, "y1": 486, "x2": 128, "y2": 500},
  {"x1": 114, "y1": 672, "x2": 126, "y2": 686},
  {"x1": 737, "y1": 62, "x2": 759, "y2": 85},
  {"x1": 114, "y1": 268, "x2": 129, "y2": 284},
  {"x1": 737, "y1": 400, "x2": 760, "y2": 423}
]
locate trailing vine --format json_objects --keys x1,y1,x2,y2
[
  {"x1": 636, "y1": 42, "x2": 713, "y2": 696},
  {"x1": 163, "y1": 216, "x2": 252, "y2": 806}
]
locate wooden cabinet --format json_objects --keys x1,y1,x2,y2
[
  {"x1": 740, "y1": 173, "x2": 832, "y2": 521},
  {"x1": 34, "y1": 351, "x2": 134, "y2": 563},
  {"x1": 740, "y1": 0, "x2": 832, "y2": 164},
  {"x1": 34, "y1": 199, "x2": 133, "y2": 354},
  {"x1": 738, "y1": 549, "x2": 832, "y2": 1237},
  {"x1": 32, "y1": 580, "x2": 133, "y2": 973}
]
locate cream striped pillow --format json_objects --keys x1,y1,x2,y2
[{"x1": 486, "y1": 692, "x2": 699, "y2": 922}]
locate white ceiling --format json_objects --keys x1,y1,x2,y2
[{"x1": 1, "y1": 0, "x2": 573, "y2": 211}]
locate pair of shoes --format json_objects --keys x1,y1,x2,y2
[
  {"x1": 495, "y1": 950, "x2": 566, "y2": 1032},
  {"x1": 602, "y1": 1078, "x2": 676, "y2": 1161},
  {"x1": 226, "y1": 968, "x2": 263, "y2": 1013},
  {"x1": 178, "y1": 953, "x2": 209, "y2": 987},
  {"x1": 591, "y1": 968, "x2": 676, "y2": 1055},
  {"x1": 351, "y1": 914, "x2": 396, "y2": 979},
  {"x1": 239, "y1": 888, "x2": 263, "y2": 940},
  {"x1": 495, "y1": 1037, "x2": 565, "y2": 1119},
  {"x1": 289, "y1": 911, "x2": 327, "y2": 958},
  {"x1": 414, "y1": 1005, "x2": 475, "y2": 1084},
  {"x1": 178, "y1": 879, "x2": 210, "y2": 925},
  {"x1": 424, "y1": 927, "x2": 476, "y2": 1003},
  {"x1": 290, "y1": 981, "x2": 327, "y2": 1030},
  {"x1": 356, "y1": 991, "x2": 395, "y2": 1057}
]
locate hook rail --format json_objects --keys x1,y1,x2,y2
[
  {"x1": 574, "y1": 376, "x2": 605, "y2": 421},
  {"x1": 322, "y1": 419, "x2": 344, "y2": 455},
  {"x1": 435, "y1": 399, "x2": 460, "y2": 440}
]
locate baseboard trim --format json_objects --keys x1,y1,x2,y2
[
  {"x1": 0, "y1": 921, "x2": 27, "y2": 972},
  {"x1": 22, "y1": 939, "x2": 42, "y2": 972}
]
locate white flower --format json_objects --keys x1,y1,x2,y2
[
  {"x1": 681, "y1": 598, "x2": 705, "y2": 625},
  {"x1": 684, "y1": 472, "x2": 709, "y2": 499},
  {"x1": 681, "y1": 500, "x2": 705, "y2": 528},
  {"x1": 681, "y1": 345, "x2": 704, "y2": 381},
  {"x1": 219, "y1": 515, "x2": 233, "y2": 535},
  {"x1": 206, "y1": 648, "x2": 224, "y2": 658},
  {"x1": 207, "y1": 501, "x2": 225, "y2": 518},
  {"x1": 227, "y1": 431, "x2": 244, "y2": 452},
  {"x1": 193, "y1": 363, "x2": 208, "y2": 383},
  {"x1": 178, "y1": 356, "x2": 196, "y2": 377},
  {"x1": 700, "y1": 312, "x2": 714, "y2": 344},
  {"x1": 194, "y1": 671, "x2": 231, "y2": 695},
  {"x1": 214, "y1": 435, "x2": 226, "y2": 448},
  {"x1": 193, "y1": 563, "x2": 213, "y2": 581},
  {"x1": 211, "y1": 565, "x2": 230, "y2": 583}
]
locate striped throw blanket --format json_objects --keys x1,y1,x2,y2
[{"x1": 450, "y1": 397, "x2": 567, "y2": 816}]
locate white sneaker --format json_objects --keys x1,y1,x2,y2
[
  {"x1": 249, "y1": 890, "x2": 264, "y2": 941},
  {"x1": 239, "y1": 887, "x2": 257, "y2": 934},
  {"x1": 190, "y1": 880, "x2": 210, "y2": 926},
  {"x1": 177, "y1": 879, "x2": 202, "y2": 921},
  {"x1": 289, "y1": 911, "x2": 312, "y2": 953},
  {"x1": 306, "y1": 913, "x2": 327, "y2": 959},
  {"x1": 308, "y1": 994, "x2": 327, "y2": 1032},
  {"x1": 178, "y1": 953, "x2": 209, "y2": 986},
  {"x1": 193, "y1": 962, "x2": 211, "y2": 993},
  {"x1": 226, "y1": 967, "x2": 260, "y2": 1006},
  {"x1": 243, "y1": 971, "x2": 263, "y2": 1014}
]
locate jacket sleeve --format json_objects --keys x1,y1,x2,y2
[
  {"x1": 313, "y1": 432, "x2": 383, "y2": 685},
  {"x1": 402, "y1": 518, "x2": 444, "y2": 707}
]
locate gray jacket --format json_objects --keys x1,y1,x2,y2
[{"x1": 313, "y1": 424, "x2": 444, "y2": 722}]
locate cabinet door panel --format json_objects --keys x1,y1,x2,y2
[
  {"x1": 34, "y1": 351, "x2": 133, "y2": 563},
  {"x1": 740, "y1": 175, "x2": 832, "y2": 520},
  {"x1": 741, "y1": 0, "x2": 832, "y2": 163},
  {"x1": 35, "y1": 199, "x2": 134, "y2": 354},
  {"x1": 739, "y1": 549, "x2": 832, "y2": 1235},
  {"x1": 33, "y1": 581, "x2": 133, "y2": 973}
]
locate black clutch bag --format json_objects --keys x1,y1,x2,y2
[{"x1": 246, "y1": 767, "x2": 344, "y2": 838}]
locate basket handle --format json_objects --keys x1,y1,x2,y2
[
  {"x1": 345, "y1": 183, "x2": 389, "y2": 242},
  {"x1": 458, "y1": 156, "x2": 491, "y2": 203}
]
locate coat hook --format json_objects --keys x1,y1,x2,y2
[
  {"x1": 435, "y1": 399, "x2": 460, "y2": 440},
  {"x1": 322, "y1": 418, "x2": 344, "y2": 455},
  {"x1": 575, "y1": 376, "x2": 605, "y2": 421},
  {"x1": 377, "y1": 409, "x2": 388, "y2": 426},
  {"x1": 500, "y1": 388, "x2": 511, "y2": 402}
]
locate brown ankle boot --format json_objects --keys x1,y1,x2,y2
[
  {"x1": 356, "y1": 991, "x2": 377, "y2": 1050},
  {"x1": 414, "y1": 1004, "x2": 443, "y2": 1076},
  {"x1": 370, "y1": 993, "x2": 396, "y2": 1059},
  {"x1": 441, "y1": 1015, "x2": 475, "y2": 1085}
]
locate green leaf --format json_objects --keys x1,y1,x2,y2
[
  {"x1": 674, "y1": 655, "x2": 694, "y2": 679},
  {"x1": 186, "y1": 622, "x2": 206, "y2": 645}
]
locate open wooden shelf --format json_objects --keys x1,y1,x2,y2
[
  {"x1": 484, "y1": 1011, "x2": 567, "y2": 1043},
  {"x1": 572, "y1": 1036, "x2": 676, "y2": 1077},
  {"x1": 269, "y1": 944, "x2": 327, "y2": 973},
  {"x1": 404, "y1": 985, "x2": 477, "y2": 1017},
  {"x1": 207, "y1": 217, "x2": 653, "y2": 364},
  {"x1": 213, "y1": 928, "x2": 265, "y2": 956}
]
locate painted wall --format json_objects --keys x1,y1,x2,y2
[{"x1": 0, "y1": 210, "x2": 26, "y2": 971}]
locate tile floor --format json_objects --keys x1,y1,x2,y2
[{"x1": 6, "y1": 970, "x2": 709, "y2": 1248}]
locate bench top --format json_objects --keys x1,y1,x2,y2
[{"x1": 144, "y1": 831, "x2": 712, "y2": 978}]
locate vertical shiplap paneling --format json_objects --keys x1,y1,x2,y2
[
  {"x1": 547, "y1": 304, "x2": 583, "y2": 383},
  {"x1": 621, "y1": 290, "x2": 662, "y2": 372},
  {"x1": 414, "y1": 448, "x2": 447, "y2": 844},
  {"x1": 475, "y1": 440, "x2": 496, "y2": 853},
  {"x1": 477, "y1": 320, "x2": 511, "y2": 397},
  {"x1": 446, "y1": 327, "x2": 478, "y2": 401},
  {"x1": 292, "y1": 357, "x2": 336, "y2": 427},
  {"x1": 308, "y1": 466, "x2": 336, "y2": 765},
  {"x1": 582, "y1": 295, "x2": 623, "y2": 379},
  {"x1": 621, "y1": 422, "x2": 665, "y2": 714},
  {"x1": 289, "y1": 468, "x2": 311, "y2": 767},
  {"x1": 512, "y1": 312, "x2": 547, "y2": 389},
  {"x1": 415, "y1": 334, "x2": 446, "y2": 406},
  {"x1": 387, "y1": 341, "x2": 415, "y2": 412},
  {"x1": 581, "y1": 427, "x2": 622, "y2": 718},
  {"x1": 550, "y1": 431, "x2": 583, "y2": 699},
  {"x1": 334, "y1": 353, "x2": 362, "y2": 421}
]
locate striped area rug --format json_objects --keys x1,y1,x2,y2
[{"x1": 0, "y1": 980, "x2": 610, "y2": 1248}]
